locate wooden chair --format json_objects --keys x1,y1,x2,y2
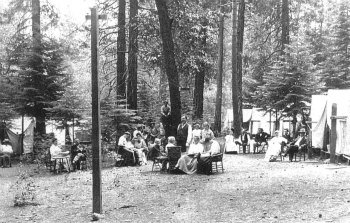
[
  {"x1": 166, "y1": 146, "x2": 181, "y2": 173},
  {"x1": 294, "y1": 145, "x2": 307, "y2": 161},
  {"x1": 239, "y1": 144, "x2": 250, "y2": 154},
  {"x1": 152, "y1": 156, "x2": 168, "y2": 171},
  {"x1": 211, "y1": 144, "x2": 224, "y2": 173},
  {"x1": 0, "y1": 154, "x2": 12, "y2": 168}
]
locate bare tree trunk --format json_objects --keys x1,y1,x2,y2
[
  {"x1": 193, "y1": 70, "x2": 205, "y2": 120},
  {"x1": 155, "y1": 0, "x2": 181, "y2": 129},
  {"x1": 193, "y1": 20, "x2": 207, "y2": 121},
  {"x1": 32, "y1": 0, "x2": 45, "y2": 134},
  {"x1": 159, "y1": 61, "x2": 168, "y2": 101},
  {"x1": 117, "y1": 0, "x2": 126, "y2": 98},
  {"x1": 237, "y1": 0, "x2": 245, "y2": 125},
  {"x1": 214, "y1": 0, "x2": 224, "y2": 133},
  {"x1": 127, "y1": 0, "x2": 138, "y2": 110},
  {"x1": 232, "y1": 0, "x2": 241, "y2": 138},
  {"x1": 281, "y1": 0, "x2": 290, "y2": 54}
]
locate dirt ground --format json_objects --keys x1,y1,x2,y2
[{"x1": 1, "y1": 153, "x2": 350, "y2": 223}]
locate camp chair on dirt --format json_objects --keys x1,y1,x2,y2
[
  {"x1": 166, "y1": 146, "x2": 181, "y2": 173},
  {"x1": 0, "y1": 154, "x2": 12, "y2": 168},
  {"x1": 151, "y1": 145, "x2": 168, "y2": 171},
  {"x1": 211, "y1": 143, "x2": 225, "y2": 173},
  {"x1": 44, "y1": 152, "x2": 56, "y2": 172}
]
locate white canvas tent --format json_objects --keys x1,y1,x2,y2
[
  {"x1": 224, "y1": 108, "x2": 276, "y2": 134},
  {"x1": 6, "y1": 117, "x2": 35, "y2": 154},
  {"x1": 311, "y1": 89, "x2": 350, "y2": 156}
]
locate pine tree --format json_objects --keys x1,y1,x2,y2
[
  {"x1": 318, "y1": 1, "x2": 350, "y2": 90},
  {"x1": 257, "y1": 41, "x2": 315, "y2": 130}
]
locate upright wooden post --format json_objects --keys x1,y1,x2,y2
[
  {"x1": 90, "y1": 7, "x2": 102, "y2": 214},
  {"x1": 330, "y1": 103, "x2": 337, "y2": 163}
]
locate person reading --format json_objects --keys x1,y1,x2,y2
[{"x1": 175, "y1": 136, "x2": 204, "y2": 174}]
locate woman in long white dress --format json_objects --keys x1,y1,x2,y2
[
  {"x1": 224, "y1": 129, "x2": 240, "y2": 153},
  {"x1": 264, "y1": 131, "x2": 287, "y2": 162},
  {"x1": 175, "y1": 136, "x2": 204, "y2": 174}
]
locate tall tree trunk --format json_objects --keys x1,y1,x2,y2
[
  {"x1": 281, "y1": 0, "x2": 290, "y2": 54},
  {"x1": 32, "y1": 0, "x2": 45, "y2": 134},
  {"x1": 117, "y1": 0, "x2": 126, "y2": 98},
  {"x1": 193, "y1": 66, "x2": 205, "y2": 121},
  {"x1": 232, "y1": 0, "x2": 241, "y2": 138},
  {"x1": 127, "y1": 0, "x2": 138, "y2": 110},
  {"x1": 214, "y1": 0, "x2": 224, "y2": 133},
  {"x1": 193, "y1": 20, "x2": 207, "y2": 121},
  {"x1": 159, "y1": 60, "x2": 168, "y2": 102},
  {"x1": 155, "y1": 0, "x2": 181, "y2": 129},
  {"x1": 237, "y1": 0, "x2": 245, "y2": 125}
]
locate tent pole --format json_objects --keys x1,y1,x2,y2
[
  {"x1": 21, "y1": 115, "x2": 24, "y2": 154},
  {"x1": 72, "y1": 117, "x2": 75, "y2": 143},
  {"x1": 330, "y1": 103, "x2": 337, "y2": 163}
]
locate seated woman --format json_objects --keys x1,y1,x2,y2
[
  {"x1": 197, "y1": 138, "x2": 221, "y2": 174},
  {"x1": 224, "y1": 128, "x2": 240, "y2": 154},
  {"x1": 160, "y1": 136, "x2": 176, "y2": 170},
  {"x1": 175, "y1": 136, "x2": 204, "y2": 174},
  {"x1": 264, "y1": 131, "x2": 287, "y2": 162},
  {"x1": 133, "y1": 133, "x2": 148, "y2": 165},
  {"x1": 147, "y1": 138, "x2": 165, "y2": 160},
  {"x1": 201, "y1": 122, "x2": 215, "y2": 142},
  {"x1": 0, "y1": 139, "x2": 13, "y2": 167},
  {"x1": 50, "y1": 138, "x2": 70, "y2": 171},
  {"x1": 192, "y1": 123, "x2": 202, "y2": 140}
]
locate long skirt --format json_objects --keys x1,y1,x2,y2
[
  {"x1": 264, "y1": 144, "x2": 281, "y2": 162},
  {"x1": 175, "y1": 155, "x2": 198, "y2": 174}
]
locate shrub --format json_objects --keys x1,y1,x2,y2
[{"x1": 11, "y1": 165, "x2": 38, "y2": 207}]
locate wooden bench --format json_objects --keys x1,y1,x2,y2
[
  {"x1": 342, "y1": 154, "x2": 350, "y2": 165},
  {"x1": 320, "y1": 150, "x2": 342, "y2": 163}
]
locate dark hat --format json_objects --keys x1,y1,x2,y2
[{"x1": 124, "y1": 132, "x2": 131, "y2": 135}]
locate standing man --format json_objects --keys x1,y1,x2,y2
[
  {"x1": 161, "y1": 101, "x2": 171, "y2": 137},
  {"x1": 177, "y1": 115, "x2": 192, "y2": 153}
]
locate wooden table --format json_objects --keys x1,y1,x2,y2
[{"x1": 52, "y1": 155, "x2": 71, "y2": 173}]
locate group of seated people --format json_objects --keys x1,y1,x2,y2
[
  {"x1": 0, "y1": 139, "x2": 13, "y2": 167},
  {"x1": 49, "y1": 138, "x2": 87, "y2": 171},
  {"x1": 224, "y1": 126, "x2": 308, "y2": 162},
  {"x1": 116, "y1": 121, "x2": 222, "y2": 174},
  {"x1": 264, "y1": 128, "x2": 308, "y2": 162},
  {"x1": 175, "y1": 135, "x2": 221, "y2": 175},
  {"x1": 224, "y1": 127, "x2": 269, "y2": 154}
]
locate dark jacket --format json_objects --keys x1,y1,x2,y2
[{"x1": 255, "y1": 132, "x2": 268, "y2": 143}]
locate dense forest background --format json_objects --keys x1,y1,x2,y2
[{"x1": 0, "y1": 0, "x2": 349, "y2": 138}]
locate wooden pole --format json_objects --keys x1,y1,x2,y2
[
  {"x1": 91, "y1": 7, "x2": 102, "y2": 214},
  {"x1": 21, "y1": 115, "x2": 24, "y2": 154},
  {"x1": 330, "y1": 103, "x2": 337, "y2": 163}
]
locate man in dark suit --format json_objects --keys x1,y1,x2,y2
[
  {"x1": 284, "y1": 128, "x2": 307, "y2": 162},
  {"x1": 177, "y1": 115, "x2": 192, "y2": 153},
  {"x1": 253, "y1": 128, "x2": 269, "y2": 153},
  {"x1": 240, "y1": 128, "x2": 250, "y2": 154}
]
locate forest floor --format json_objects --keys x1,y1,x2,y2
[{"x1": 1, "y1": 152, "x2": 350, "y2": 223}]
